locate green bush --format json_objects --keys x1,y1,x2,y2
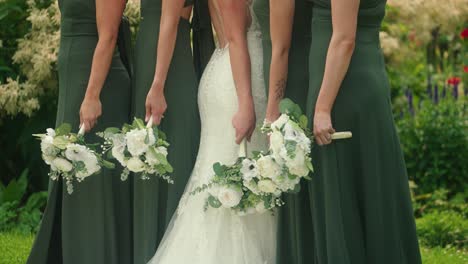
[
  {"x1": 0, "y1": 169, "x2": 47, "y2": 234},
  {"x1": 412, "y1": 188, "x2": 468, "y2": 218},
  {"x1": 398, "y1": 97, "x2": 468, "y2": 195},
  {"x1": 416, "y1": 210, "x2": 468, "y2": 248}
]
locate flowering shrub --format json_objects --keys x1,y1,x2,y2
[
  {"x1": 0, "y1": 0, "x2": 60, "y2": 117},
  {"x1": 0, "y1": 0, "x2": 141, "y2": 118},
  {"x1": 397, "y1": 89, "x2": 467, "y2": 195}
]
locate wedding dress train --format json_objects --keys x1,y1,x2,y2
[{"x1": 147, "y1": 2, "x2": 277, "y2": 264}]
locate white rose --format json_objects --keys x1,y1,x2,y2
[
  {"x1": 42, "y1": 155, "x2": 55, "y2": 165},
  {"x1": 110, "y1": 133, "x2": 126, "y2": 148},
  {"x1": 145, "y1": 148, "x2": 160, "y2": 166},
  {"x1": 146, "y1": 128, "x2": 156, "y2": 144},
  {"x1": 65, "y1": 144, "x2": 87, "y2": 161},
  {"x1": 257, "y1": 155, "x2": 282, "y2": 180},
  {"x1": 127, "y1": 157, "x2": 146, "y2": 172},
  {"x1": 277, "y1": 176, "x2": 301, "y2": 192},
  {"x1": 156, "y1": 146, "x2": 168, "y2": 157},
  {"x1": 126, "y1": 129, "x2": 154, "y2": 156},
  {"x1": 41, "y1": 136, "x2": 58, "y2": 157},
  {"x1": 257, "y1": 179, "x2": 278, "y2": 194},
  {"x1": 112, "y1": 145, "x2": 127, "y2": 166},
  {"x1": 208, "y1": 185, "x2": 221, "y2": 197},
  {"x1": 46, "y1": 128, "x2": 56, "y2": 137},
  {"x1": 240, "y1": 159, "x2": 258, "y2": 181},
  {"x1": 217, "y1": 186, "x2": 243, "y2": 208},
  {"x1": 69, "y1": 149, "x2": 100, "y2": 179},
  {"x1": 145, "y1": 146, "x2": 168, "y2": 166},
  {"x1": 269, "y1": 130, "x2": 284, "y2": 154},
  {"x1": 271, "y1": 114, "x2": 289, "y2": 130},
  {"x1": 284, "y1": 148, "x2": 309, "y2": 177},
  {"x1": 83, "y1": 153, "x2": 100, "y2": 176},
  {"x1": 52, "y1": 157, "x2": 73, "y2": 172},
  {"x1": 243, "y1": 180, "x2": 260, "y2": 195},
  {"x1": 283, "y1": 121, "x2": 311, "y2": 153}
]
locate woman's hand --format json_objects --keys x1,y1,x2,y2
[
  {"x1": 145, "y1": 84, "x2": 167, "y2": 125},
  {"x1": 313, "y1": 110, "x2": 335, "y2": 146},
  {"x1": 80, "y1": 96, "x2": 102, "y2": 132},
  {"x1": 232, "y1": 99, "x2": 256, "y2": 144}
]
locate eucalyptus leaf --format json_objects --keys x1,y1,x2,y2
[
  {"x1": 213, "y1": 162, "x2": 224, "y2": 176},
  {"x1": 53, "y1": 136, "x2": 69, "y2": 149},
  {"x1": 101, "y1": 160, "x2": 115, "y2": 169},
  {"x1": 208, "y1": 195, "x2": 222, "y2": 208},
  {"x1": 55, "y1": 123, "x2": 72, "y2": 136},
  {"x1": 104, "y1": 127, "x2": 120, "y2": 134},
  {"x1": 299, "y1": 115, "x2": 308, "y2": 129}
]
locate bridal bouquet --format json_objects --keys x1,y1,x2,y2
[
  {"x1": 35, "y1": 123, "x2": 114, "y2": 194},
  {"x1": 98, "y1": 118, "x2": 173, "y2": 183},
  {"x1": 193, "y1": 99, "x2": 316, "y2": 215}
]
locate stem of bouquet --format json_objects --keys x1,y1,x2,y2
[
  {"x1": 331, "y1": 131, "x2": 353, "y2": 140},
  {"x1": 146, "y1": 116, "x2": 154, "y2": 128},
  {"x1": 238, "y1": 139, "x2": 248, "y2": 158},
  {"x1": 78, "y1": 123, "x2": 86, "y2": 136}
]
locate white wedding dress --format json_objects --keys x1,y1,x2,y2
[{"x1": 147, "y1": 2, "x2": 277, "y2": 264}]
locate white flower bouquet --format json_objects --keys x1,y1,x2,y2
[
  {"x1": 34, "y1": 123, "x2": 114, "y2": 194},
  {"x1": 193, "y1": 99, "x2": 352, "y2": 215},
  {"x1": 98, "y1": 117, "x2": 173, "y2": 183}
]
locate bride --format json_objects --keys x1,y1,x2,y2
[{"x1": 147, "y1": 0, "x2": 277, "y2": 263}]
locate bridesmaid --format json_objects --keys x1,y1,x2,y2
[
  {"x1": 306, "y1": 0, "x2": 422, "y2": 263},
  {"x1": 27, "y1": 0, "x2": 133, "y2": 263},
  {"x1": 253, "y1": 1, "x2": 315, "y2": 263},
  {"x1": 132, "y1": 1, "x2": 213, "y2": 263}
]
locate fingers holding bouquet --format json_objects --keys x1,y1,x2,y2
[
  {"x1": 79, "y1": 96, "x2": 102, "y2": 132},
  {"x1": 145, "y1": 86, "x2": 167, "y2": 125}
]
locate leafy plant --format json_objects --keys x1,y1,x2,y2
[
  {"x1": 412, "y1": 188, "x2": 468, "y2": 218},
  {"x1": 0, "y1": 169, "x2": 47, "y2": 234},
  {"x1": 416, "y1": 210, "x2": 468, "y2": 248},
  {"x1": 398, "y1": 96, "x2": 468, "y2": 195}
]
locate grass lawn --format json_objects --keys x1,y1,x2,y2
[
  {"x1": 0, "y1": 232, "x2": 34, "y2": 264},
  {"x1": 0, "y1": 232, "x2": 467, "y2": 264}
]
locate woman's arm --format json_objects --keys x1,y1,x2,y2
[
  {"x1": 313, "y1": 0, "x2": 359, "y2": 145},
  {"x1": 265, "y1": 0, "x2": 294, "y2": 122},
  {"x1": 79, "y1": 0, "x2": 126, "y2": 132},
  {"x1": 145, "y1": 0, "x2": 187, "y2": 125},
  {"x1": 220, "y1": 0, "x2": 256, "y2": 144}
]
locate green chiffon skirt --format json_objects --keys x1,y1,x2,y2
[{"x1": 306, "y1": 3, "x2": 422, "y2": 263}]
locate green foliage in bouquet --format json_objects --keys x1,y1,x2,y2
[
  {"x1": 192, "y1": 99, "x2": 313, "y2": 215},
  {"x1": 34, "y1": 123, "x2": 115, "y2": 194},
  {"x1": 99, "y1": 118, "x2": 173, "y2": 182}
]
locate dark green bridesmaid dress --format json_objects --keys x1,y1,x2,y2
[
  {"x1": 27, "y1": 0, "x2": 133, "y2": 263},
  {"x1": 306, "y1": 0, "x2": 422, "y2": 263},
  {"x1": 132, "y1": 1, "x2": 213, "y2": 263},
  {"x1": 253, "y1": 1, "x2": 316, "y2": 263}
]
